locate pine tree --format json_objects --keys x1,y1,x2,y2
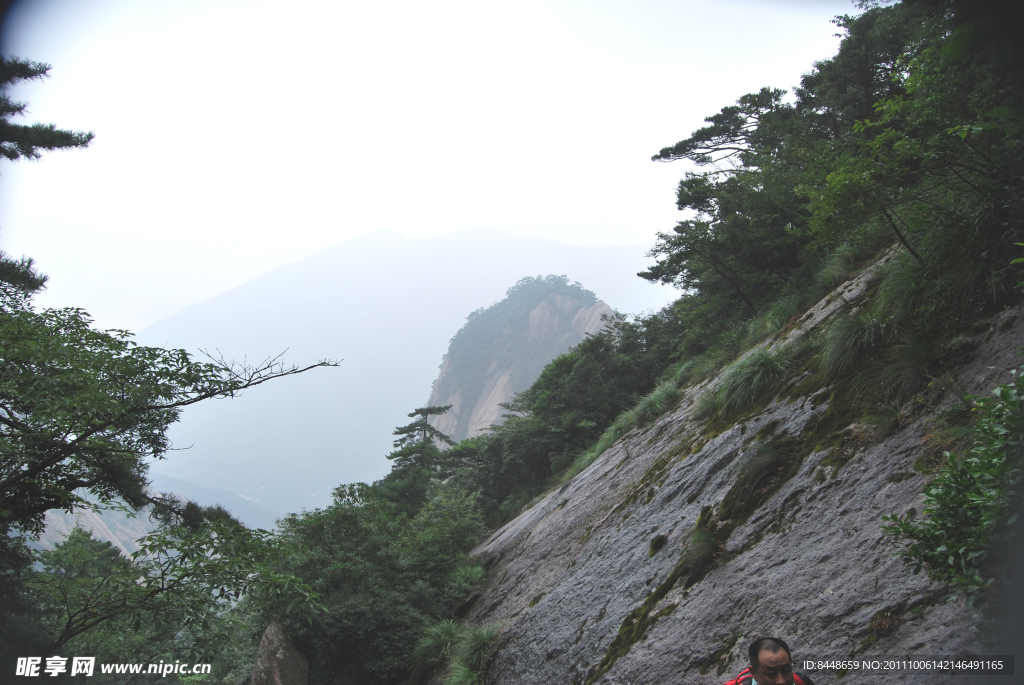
[
  {"x1": 388, "y1": 405, "x2": 455, "y2": 470},
  {"x1": 1, "y1": 57, "x2": 93, "y2": 293},
  {"x1": 1, "y1": 57, "x2": 93, "y2": 163}
]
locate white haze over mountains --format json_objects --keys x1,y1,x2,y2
[{"x1": 138, "y1": 228, "x2": 677, "y2": 526}]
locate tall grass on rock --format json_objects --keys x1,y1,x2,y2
[
  {"x1": 817, "y1": 243, "x2": 861, "y2": 288},
  {"x1": 633, "y1": 378, "x2": 684, "y2": 426},
  {"x1": 414, "y1": 620, "x2": 501, "y2": 685},
  {"x1": 453, "y1": 564, "x2": 486, "y2": 589},
  {"x1": 744, "y1": 295, "x2": 802, "y2": 347},
  {"x1": 715, "y1": 345, "x2": 794, "y2": 417},
  {"x1": 820, "y1": 310, "x2": 891, "y2": 379},
  {"x1": 412, "y1": 619, "x2": 462, "y2": 677},
  {"x1": 445, "y1": 659, "x2": 484, "y2": 685},
  {"x1": 455, "y1": 624, "x2": 501, "y2": 672}
]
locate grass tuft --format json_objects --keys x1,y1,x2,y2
[
  {"x1": 692, "y1": 390, "x2": 719, "y2": 420},
  {"x1": 444, "y1": 659, "x2": 482, "y2": 685},
  {"x1": 744, "y1": 295, "x2": 801, "y2": 346},
  {"x1": 634, "y1": 380, "x2": 683, "y2": 426},
  {"x1": 413, "y1": 619, "x2": 462, "y2": 673},
  {"x1": 820, "y1": 310, "x2": 890, "y2": 379},
  {"x1": 716, "y1": 346, "x2": 794, "y2": 417},
  {"x1": 454, "y1": 564, "x2": 486, "y2": 588},
  {"x1": 873, "y1": 253, "x2": 926, "y2": 321},
  {"x1": 455, "y1": 623, "x2": 501, "y2": 672},
  {"x1": 817, "y1": 242, "x2": 860, "y2": 288}
]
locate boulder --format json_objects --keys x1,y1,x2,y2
[{"x1": 251, "y1": 623, "x2": 309, "y2": 685}]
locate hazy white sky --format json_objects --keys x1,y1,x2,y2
[{"x1": 1, "y1": 0, "x2": 855, "y2": 330}]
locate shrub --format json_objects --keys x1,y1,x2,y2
[{"x1": 882, "y1": 369, "x2": 1024, "y2": 593}]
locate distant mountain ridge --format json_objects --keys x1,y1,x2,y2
[
  {"x1": 134, "y1": 228, "x2": 675, "y2": 521},
  {"x1": 428, "y1": 276, "x2": 613, "y2": 441}
]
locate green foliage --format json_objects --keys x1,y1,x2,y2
[
  {"x1": 28, "y1": 510, "x2": 318, "y2": 658},
  {"x1": 883, "y1": 369, "x2": 1024, "y2": 592},
  {"x1": 453, "y1": 564, "x2": 486, "y2": 588},
  {"x1": 440, "y1": 317, "x2": 672, "y2": 524},
  {"x1": 634, "y1": 379, "x2": 683, "y2": 427},
  {"x1": 263, "y1": 483, "x2": 485, "y2": 685},
  {"x1": 744, "y1": 296, "x2": 802, "y2": 347},
  {"x1": 0, "y1": 275, "x2": 334, "y2": 668},
  {"x1": 692, "y1": 390, "x2": 719, "y2": 421},
  {"x1": 816, "y1": 243, "x2": 860, "y2": 288},
  {"x1": 410, "y1": 619, "x2": 500, "y2": 685},
  {"x1": 454, "y1": 624, "x2": 500, "y2": 672},
  {"x1": 389, "y1": 405, "x2": 455, "y2": 469},
  {"x1": 0, "y1": 251, "x2": 47, "y2": 292},
  {"x1": 0, "y1": 57, "x2": 93, "y2": 163},
  {"x1": 445, "y1": 659, "x2": 483, "y2": 685},
  {"x1": 0, "y1": 282, "x2": 337, "y2": 542},
  {"x1": 713, "y1": 346, "x2": 794, "y2": 418},
  {"x1": 821, "y1": 310, "x2": 891, "y2": 379},
  {"x1": 412, "y1": 619, "x2": 462, "y2": 676}
]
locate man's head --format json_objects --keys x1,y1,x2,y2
[{"x1": 747, "y1": 637, "x2": 794, "y2": 685}]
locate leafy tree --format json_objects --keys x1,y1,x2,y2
[
  {"x1": 643, "y1": 88, "x2": 813, "y2": 315},
  {"x1": 266, "y1": 483, "x2": 484, "y2": 685},
  {"x1": 24, "y1": 508, "x2": 318, "y2": 668},
  {"x1": 0, "y1": 282, "x2": 338, "y2": 543},
  {"x1": 0, "y1": 55, "x2": 340, "y2": 675}
]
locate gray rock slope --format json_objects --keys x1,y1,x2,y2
[{"x1": 465, "y1": 260, "x2": 1024, "y2": 685}]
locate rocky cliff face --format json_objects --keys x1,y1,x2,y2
[
  {"x1": 36, "y1": 507, "x2": 153, "y2": 555},
  {"x1": 428, "y1": 296, "x2": 613, "y2": 441},
  {"x1": 464, "y1": 264, "x2": 1023, "y2": 685}
]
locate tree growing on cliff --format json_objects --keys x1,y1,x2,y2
[
  {"x1": 369, "y1": 406, "x2": 455, "y2": 516},
  {"x1": 388, "y1": 405, "x2": 455, "y2": 470}
]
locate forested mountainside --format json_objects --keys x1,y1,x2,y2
[
  {"x1": 427, "y1": 276, "x2": 613, "y2": 442},
  {"x1": 2, "y1": 1, "x2": 1023, "y2": 684}
]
